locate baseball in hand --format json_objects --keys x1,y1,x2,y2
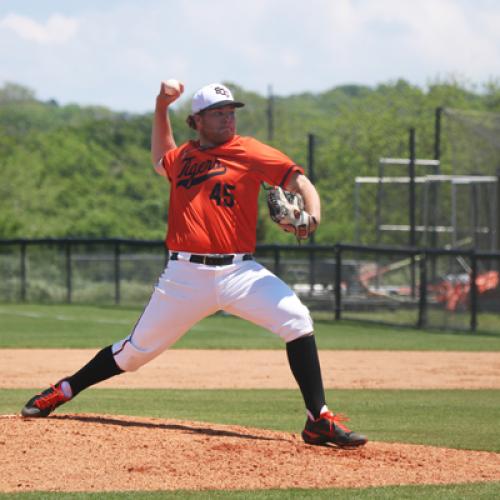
[{"x1": 163, "y1": 79, "x2": 183, "y2": 96}]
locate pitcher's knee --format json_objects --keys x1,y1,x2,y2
[
  {"x1": 275, "y1": 310, "x2": 314, "y2": 343},
  {"x1": 112, "y1": 338, "x2": 156, "y2": 372},
  {"x1": 114, "y1": 352, "x2": 146, "y2": 372}
]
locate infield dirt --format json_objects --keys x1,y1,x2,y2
[
  {"x1": 1, "y1": 349, "x2": 500, "y2": 493},
  {"x1": 2, "y1": 349, "x2": 500, "y2": 389},
  {"x1": 1, "y1": 414, "x2": 500, "y2": 493}
]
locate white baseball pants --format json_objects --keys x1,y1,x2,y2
[{"x1": 112, "y1": 256, "x2": 313, "y2": 371}]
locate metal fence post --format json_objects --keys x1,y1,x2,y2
[
  {"x1": 470, "y1": 251, "x2": 477, "y2": 332},
  {"x1": 417, "y1": 251, "x2": 427, "y2": 328},
  {"x1": 65, "y1": 241, "x2": 72, "y2": 304},
  {"x1": 114, "y1": 241, "x2": 121, "y2": 305},
  {"x1": 496, "y1": 168, "x2": 500, "y2": 253},
  {"x1": 334, "y1": 245, "x2": 342, "y2": 320},
  {"x1": 409, "y1": 128, "x2": 417, "y2": 248},
  {"x1": 20, "y1": 241, "x2": 27, "y2": 302},
  {"x1": 434, "y1": 107, "x2": 442, "y2": 163},
  {"x1": 409, "y1": 128, "x2": 417, "y2": 298}
]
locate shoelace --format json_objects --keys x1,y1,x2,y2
[
  {"x1": 34, "y1": 385, "x2": 66, "y2": 410},
  {"x1": 320, "y1": 411, "x2": 352, "y2": 433}
]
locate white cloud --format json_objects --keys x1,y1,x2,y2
[
  {"x1": 0, "y1": 13, "x2": 78, "y2": 45},
  {"x1": 280, "y1": 50, "x2": 301, "y2": 70},
  {"x1": 311, "y1": 0, "x2": 500, "y2": 88},
  {"x1": 0, "y1": 0, "x2": 499, "y2": 112}
]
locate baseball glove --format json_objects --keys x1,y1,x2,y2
[{"x1": 267, "y1": 186, "x2": 316, "y2": 240}]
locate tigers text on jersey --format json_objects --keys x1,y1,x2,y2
[{"x1": 159, "y1": 135, "x2": 304, "y2": 254}]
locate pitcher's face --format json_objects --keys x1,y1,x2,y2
[{"x1": 195, "y1": 105, "x2": 236, "y2": 146}]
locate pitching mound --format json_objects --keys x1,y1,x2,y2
[{"x1": 1, "y1": 414, "x2": 500, "y2": 493}]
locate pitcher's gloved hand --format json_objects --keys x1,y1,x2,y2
[{"x1": 267, "y1": 186, "x2": 317, "y2": 240}]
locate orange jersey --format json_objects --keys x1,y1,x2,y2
[{"x1": 160, "y1": 135, "x2": 304, "y2": 254}]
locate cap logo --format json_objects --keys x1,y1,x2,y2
[
  {"x1": 192, "y1": 83, "x2": 244, "y2": 114},
  {"x1": 214, "y1": 86, "x2": 231, "y2": 97}
]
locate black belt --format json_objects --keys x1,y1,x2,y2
[{"x1": 170, "y1": 253, "x2": 253, "y2": 266}]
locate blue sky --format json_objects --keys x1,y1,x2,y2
[{"x1": 1, "y1": 0, "x2": 499, "y2": 113}]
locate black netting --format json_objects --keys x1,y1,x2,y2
[
  {"x1": 24, "y1": 243, "x2": 68, "y2": 303},
  {"x1": 118, "y1": 244, "x2": 167, "y2": 305},
  {"x1": 425, "y1": 253, "x2": 472, "y2": 331},
  {"x1": 0, "y1": 240, "x2": 498, "y2": 333},
  {"x1": 254, "y1": 246, "x2": 336, "y2": 317},
  {"x1": 338, "y1": 248, "x2": 419, "y2": 327},
  {"x1": 0, "y1": 244, "x2": 22, "y2": 301},
  {"x1": 475, "y1": 256, "x2": 500, "y2": 334},
  {"x1": 443, "y1": 108, "x2": 500, "y2": 176}
]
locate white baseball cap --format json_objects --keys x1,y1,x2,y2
[{"x1": 191, "y1": 83, "x2": 245, "y2": 114}]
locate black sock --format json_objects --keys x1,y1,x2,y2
[
  {"x1": 286, "y1": 334, "x2": 326, "y2": 419},
  {"x1": 65, "y1": 345, "x2": 123, "y2": 397}
]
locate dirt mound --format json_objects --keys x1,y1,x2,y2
[{"x1": 1, "y1": 414, "x2": 499, "y2": 493}]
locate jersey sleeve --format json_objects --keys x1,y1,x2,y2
[
  {"x1": 155, "y1": 147, "x2": 179, "y2": 182},
  {"x1": 244, "y1": 137, "x2": 304, "y2": 187}
]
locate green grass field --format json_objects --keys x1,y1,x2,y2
[
  {"x1": 1, "y1": 482, "x2": 500, "y2": 499},
  {"x1": 1, "y1": 303, "x2": 499, "y2": 498},
  {"x1": 1, "y1": 303, "x2": 500, "y2": 350}
]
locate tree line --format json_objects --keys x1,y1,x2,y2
[{"x1": 1, "y1": 79, "x2": 499, "y2": 244}]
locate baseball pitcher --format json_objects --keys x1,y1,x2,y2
[{"x1": 21, "y1": 80, "x2": 367, "y2": 448}]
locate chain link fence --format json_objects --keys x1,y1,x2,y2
[{"x1": 1, "y1": 239, "x2": 498, "y2": 334}]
